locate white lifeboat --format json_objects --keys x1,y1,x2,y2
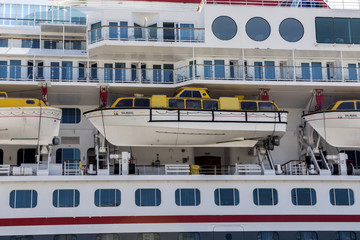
[
  {"x1": 0, "y1": 92, "x2": 62, "y2": 145},
  {"x1": 84, "y1": 88, "x2": 288, "y2": 147},
  {"x1": 302, "y1": 100, "x2": 360, "y2": 148}
]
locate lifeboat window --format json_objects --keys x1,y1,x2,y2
[
  {"x1": 336, "y1": 102, "x2": 355, "y2": 110},
  {"x1": 296, "y1": 232, "x2": 318, "y2": 240},
  {"x1": 241, "y1": 101, "x2": 257, "y2": 111},
  {"x1": 175, "y1": 188, "x2": 200, "y2": 206},
  {"x1": 115, "y1": 99, "x2": 133, "y2": 108},
  {"x1": 291, "y1": 188, "x2": 316, "y2": 206},
  {"x1": 137, "y1": 233, "x2": 160, "y2": 240},
  {"x1": 94, "y1": 189, "x2": 121, "y2": 207},
  {"x1": 186, "y1": 100, "x2": 201, "y2": 109},
  {"x1": 179, "y1": 90, "x2": 192, "y2": 98},
  {"x1": 253, "y1": 188, "x2": 278, "y2": 206},
  {"x1": 134, "y1": 98, "x2": 150, "y2": 107},
  {"x1": 53, "y1": 189, "x2": 80, "y2": 208},
  {"x1": 169, "y1": 99, "x2": 184, "y2": 109},
  {"x1": 203, "y1": 100, "x2": 218, "y2": 110},
  {"x1": 192, "y1": 91, "x2": 202, "y2": 98},
  {"x1": 258, "y1": 102, "x2": 278, "y2": 111},
  {"x1": 135, "y1": 189, "x2": 161, "y2": 207},
  {"x1": 356, "y1": 101, "x2": 360, "y2": 110},
  {"x1": 330, "y1": 188, "x2": 354, "y2": 206},
  {"x1": 214, "y1": 188, "x2": 239, "y2": 206},
  {"x1": 9, "y1": 190, "x2": 37, "y2": 208},
  {"x1": 61, "y1": 108, "x2": 81, "y2": 124},
  {"x1": 178, "y1": 233, "x2": 200, "y2": 240},
  {"x1": 26, "y1": 100, "x2": 35, "y2": 104},
  {"x1": 257, "y1": 232, "x2": 279, "y2": 240},
  {"x1": 336, "y1": 232, "x2": 356, "y2": 240}
]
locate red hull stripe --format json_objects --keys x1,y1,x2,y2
[{"x1": 1, "y1": 215, "x2": 360, "y2": 227}]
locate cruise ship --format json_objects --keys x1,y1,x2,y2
[{"x1": 0, "y1": 0, "x2": 360, "y2": 239}]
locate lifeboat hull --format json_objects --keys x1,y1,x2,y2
[
  {"x1": 84, "y1": 108, "x2": 288, "y2": 147},
  {"x1": 303, "y1": 111, "x2": 360, "y2": 148},
  {"x1": 0, "y1": 106, "x2": 62, "y2": 145}
]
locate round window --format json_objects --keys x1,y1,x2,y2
[
  {"x1": 212, "y1": 16, "x2": 237, "y2": 41},
  {"x1": 279, "y1": 18, "x2": 304, "y2": 42},
  {"x1": 246, "y1": 17, "x2": 271, "y2": 41}
]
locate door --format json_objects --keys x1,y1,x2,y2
[
  {"x1": 189, "y1": 60, "x2": 197, "y2": 79},
  {"x1": 27, "y1": 61, "x2": 33, "y2": 79},
  {"x1": 91, "y1": 63, "x2": 98, "y2": 80},
  {"x1": 10, "y1": 60, "x2": 21, "y2": 79},
  {"x1": 229, "y1": 60, "x2": 239, "y2": 79},
  {"x1": 109, "y1": 22, "x2": 118, "y2": 40},
  {"x1": 104, "y1": 63, "x2": 113, "y2": 83},
  {"x1": 51, "y1": 62, "x2": 60, "y2": 81},
  {"x1": 91, "y1": 22, "x2": 101, "y2": 43},
  {"x1": 195, "y1": 156, "x2": 221, "y2": 175},
  {"x1": 164, "y1": 64, "x2": 174, "y2": 82},
  {"x1": 326, "y1": 62, "x2": 334, "y2": 80},
  {"x1": 204, "y1": 60, "x2": 212, "y2": 79},
  {"x1": 180, "y1": 23, "x2": 194, "y2": 41},
  {"x1": 301, "y1": 63, "x2": 310, "y2": 80},
  {"x1": 311, "y1": 62, "x2": 322, "y2": 81},
  {"x1": 153, "y1": 65, "x2": 161, "y2": 83},
  {"x1": 134, "y1": 23, "x2": 143, "y2": 40},
  {"x1": 163, "y1": 22, "x2": 175, "y2": 41},
  {"x1": 0, "y1": 61, "x2": 7, "y2": 79},
  {"x1": 149, "y1": 23, "x2": 157, "y2": 40},
  {"x1": 348, "y1": 64, "x2": 357, "y2": 81},
  {"x1": 62, "y1": 61, "x2": 73, "y2": 81},
  {"x1": 265, "y1": 61, "x2": 275, "y2": 80},
  {"x1": 115, "y1": 63, "x2": 126, "y2": 82},
  {"x1": 78, "y1": 62, "x2": 86, "y2": 80},
  {"x1": 254, "y1": 61, "x2": 263, "y2": 80},
  {"x1": 120, "y1": 21, "x2": 128, "y2": 39},
  {"x1": 214, "y1": 60, "x2": 225, "y2": 79}
]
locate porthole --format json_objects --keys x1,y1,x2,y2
[
  {"x1": 212, "y1": 16, "x2": 237, "y2": 41},
  {"x1": 26, "y1": 100, "x2": 35, "y2": 104},
  {"x1": 246, "y1": 17, "x2": 271, "y2": 41},
  {"x1": 279, "y1": 18, "x2": 304, "y2": 42}
]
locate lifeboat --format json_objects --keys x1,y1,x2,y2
[
  {"x1": 84, "y1": 87, "x2": 288, "y2": 147},
  {"x1": 303, "y1": 100, "x2": 360, "y2": 148},
  {"x1": 0, "y1": 92, "x2": 62, "y2": 145}
]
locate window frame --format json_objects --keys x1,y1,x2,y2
[
  {"x1": 9, "y1": 190, "x2": 37, "y2": 209},
  {"x1": 214, "y1": 188, "x2": 239, "y2": 206},
  {"x1": 291, "y1": 188, "x2": 316, "y2": 206},
  {"x1": 135, "y1": 188, "x2": 161, "y2": 207},
  {"x1": 175, "y1": 188, "x2": 201, "y2": 206},
  {"x1": 53, "y1": 189, "x2": 80, "y2": 208},
  {"x1": 253, "y1": 188, "x2": 278, "y2": 206}
]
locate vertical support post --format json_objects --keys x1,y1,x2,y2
[
  {"x1": 292, "y1": 49, "x2": 296, "y2": 82},
  {"x1": 192, "y1": 46, "x2": 195, "y2": 80},
  {"x1": 33, "y1": 55, "x2": 36, "y2": 82},
  {"x1": 62, "y1": 25, "x2": 65, "y2": 52},
  {"x1": 242, "y1": 48, "x2": 245, "y2": 80},
  {"x1": 340, "y1": 50, "x2": 344, "y2": 82}
]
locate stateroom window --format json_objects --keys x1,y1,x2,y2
[
  {"x1": 291, "y1": 188, "x2": 316, "y2": 206},
  {"x1": 186, "y1": 100, "x2": 201, "y2": 109},
  {"x1": 95, "y1": 234, "x2": 119, "y2": 240},
  {"x1": 257, "y1": 232, "x2": 279, "y2": 240},
  {"x1": 336, "y1": 102, "x2": 355, "y2": 110},
  {"x1": 53, "y1": 189, "x2": 80, "y2": 208},
  {"x1": 241, "y1": 101, "x2": 257, "y2": 110},
  {"x1": 134, "y1": 98, "x2": 150, "y2": 107},
  {"x1": 137, "y1": 233, "x2": 160, "y2": 240},
  {"x1": 175, "y1": 189, "x2": 200, "y2": 206},
  {"x1": 9, "y1": 190, "x2": 37, "y2": 208},
  {"x1": 330, "y1": 189, "x2": 354, "y2": 206},
  {"x1": 258, "y1": 102, "x2": 277, "y2": 111},
  {"x1": 336, "y1": 232, "x2": 356, "y2": 240},
  {"x1": 178, "y1": 233, "x2": 200, "y2": 240},
  {"x1": 135, "y1": 189, "x2": 161, "y2": 207},
  {"x1": 253, "y1": 188, "x2": 278, "y2": 206},
  {"x1": 214, "y1": 188, "x2": 239, "y2": 206},
  {"x1": 115, "y1": 99, "x2": 133, "y2": 108},
  {"x1": 56, "y1": 148, "x2": 80, "y2": 164},
  {"x1": 61, "y1": 108, "x2": 81, "y2": 124},
  {"x1": 53, "y1": 235, "x2": 77, "y2": 240},
  {"x1": 94, "y1": 189, "x2": 121, "y2": 207},
  {"x1": 169, "y1": 99, "x2": 185, "y2": 109},
  {"x1": 10, "y1": 236, "x2": 34, "y2": 240},
  {"x1": 296, "y1": 232, "x2": 318, "y2": 240}
]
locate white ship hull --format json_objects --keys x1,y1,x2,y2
[
  {"x1": 303, "y1": 111, "x2": 360, "y2": 148},
  {"x1": 84, "y1": 108, "x2": 288, "y2": 147},
  {"x1": 0, "y1": 106, "x2": 62, "y2": 145}
]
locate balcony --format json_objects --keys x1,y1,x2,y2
[{"x1": 88, "y1": 25, "x2": 205, "y2": 44}]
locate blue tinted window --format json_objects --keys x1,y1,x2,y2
[
  {"x1": 315, "y1": 17, "x2": 333, "y2": 43},
  {"x1": 94, "y1": 189, "x2": 121, "y2": 207},
  {"x1": 214, "y1": 188, "x2": 239, "y2": 206},
  {"x1": 135, "y1": 189, "x2": 161, "y2": 206},
  {"x1": 330, "y1": 189, "x2": 354, "y2": 206},
  {"x1": 56, "y1": 148, "x2": 80, "y2": 164},
  {"x1": 253, "y1": 188, "x2": 278, "y2": 206},
  {"x1": 61, "y1": 108, "x2": 81, "y2": 123},
  {"x1": 291, "y1": 188, "x2": 316, "y2": 206},
  {"x1": 178, "y1": 233, "x2": 200, "y2": 240},
  {"x1": 334, "y1": 18, "x2": 351, "y2": 44},
  {"x1": 258, "y1": 232, "x2": 279, "y2": 240},
  {"x1": 280, "y1": 18, "x2": 304, "y2": 42},
  {"x1": 351, "y1": 19, "x2": 360, "y2": 44},
  {"x1": 53, "y1": 189, "x2": 80, "y2": 208},
  {"x1": 336, "y1": 232, "x2": 356, "y2": 240},
  {"x1": 296, "y1": 232, "x2": 318, "y2": 240},
  {"x1": 212, "y1": 16, "x2": 237, "y2": 41},
  {"x1": 175, "y1": 189, "x2": 200, "y2": 206},
  {"x1": 246, "y1": 17, "x2": 270, "y2": 41},
  {"x1": 10, "y1": 60, "x2": 21, "y2": 79},
  {"x1": 0, "y1": 39, "x2": 8, "y2": 47},
  {"x1": 9, "y1": 190, "x2": 37, "y2": 208}
]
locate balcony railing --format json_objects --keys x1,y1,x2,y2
[
  {"x1": 88, "y1": 25, "x2": 205, "y2": 44},
  {"x1": 1, "y1": 63, "x2": 360, "y2": 83},
  {"x1": 0, "y1": 38, "x2": 86, "y2": 51}
]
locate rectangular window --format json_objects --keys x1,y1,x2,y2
[
  {"x1": 253, "y1": 188, "x2": 278, "y2": 206},
  {"x1": 134, "y1": 98, "x2": 150, "y2": 107},
  {"x1": 94, "y1": 189, "x2": 121, "y2": 207},
  {"x1": 175, "y1": 189, "x2": 200, "y2": 206},
  {"x1": 264, "y1": 61, "x2": 275, "y2": 80},
  {"x1": 115, "y1": 99, "x2": 133, "y2": 107},
  {"x1": 51, "y1": 62, "x2": 60, "y2": 80},
  {"x1": 163, "y1": 64, "x2": 174, "y2": 83},
  {"x1": 104, "y1": 63, "x2": 113, "y2": 83},
  {"x1": 91, "y1": 22, "x2": 102, "y2": 43},
  {"x1": 333, "y1": 18, "x2": 351, "y2": 44},
  {"x1": 61, "y1": 61, "x2": 73, "y2": 81},
  {"x1": 315, "y1": 17, "x2": 333, "y2": 43},
  {"x1": 56, "y1": 148, "x2": 80, "y2": 164},
  {"x1": 336, "y1": 232, "x2": 356, "y2": 240},
  {"x1": 214, "y1": 188, "x2": 239, "y2": 206},
  {"x1": 180, "y1": 23, "x2": 194, "y2": 41},
  {"x1": 296, "y1": 232, "x2": 318, "y2": 240},
  {"x1": 204, "y1": 60, "x2": 212, "y2": 79},
  {"x1": 301, "y1": 63, "x2": 310, "y2": 80},
  {"x1": 241, "y1": 101, "x2": 257, "y2": 110},
  {"x1": 291, "y1": 188, "x2": 316, "y2": 206},
  {"x1": 61, "y1": 108, "x2": 81, "y2": 124},
  {"x1": 120, "y1": 21, "x2": 128, "y2": 39},
  {"x1": 348, "y1": 64, "x2": 358, "y2": 81},
  {"x1": 311, "y1": 62, "x2": 322, "y2": 81},
  {"x1": 258, "y1": 232, "x2": 279, "y2": 240},
  {"x1": 153, "y1": 65, "x2": 162, "y2": 83},
  {"x1": 53, "y1": 189, "x2": 80, "y2": 208},
  {"x1": 169, "y1": 99, "x2": 184, "y2": 109},
  {"x1": 10, "y1": 190, "x2": 37, "y2": 208},
  {"x1": 109, "y1": 22, "x2": 118, "y2": 40},
  {"x1": 0, "y1": 39, "x2": 8, "y2": 47},
  {"x1": 203, "y1": 100, "x2": 218, "y2": 110},
  {"x1": 254, "y1": 62, "x2": 263, "y2": 80},
  {"x1": 330, "y1": 188, "x2": 354, "y2": 206},
  {"x1": 115, "y1": 63, "x2": 126, "y2": 82},
  {"x1": 0, "y1": 61, "x2": 7, "y2": 79},
  {"x1": 351, "y1": 19, "x2": 360, "y2": 44},
  {"x1": 17, "y1": 148, "x2": 37, "y2": 165},
  {"x1": 214, "y1": 60, "x2": 225, "y2": 79},
  {"x1": 10, "y1": 60, "x2": 21, "y2": 79},
  {"x1": 135, "y1": 189, "x2": 161, "y2": 206},
  {"x1": 186, "y1": 100, "x2": 201, "y2": 109},
  {"x1": 178, "y1": 233, "x2": 200, "y2": 240}
]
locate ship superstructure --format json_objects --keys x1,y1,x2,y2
[{"x1": 0, "y1": 0, "x2": 360, "y2": 239}]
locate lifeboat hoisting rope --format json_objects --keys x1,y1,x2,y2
[
  {"x1": 100, "y1": 108, "x2": 107, "y2": 145},
  {"x1": 36, "y1": 100, "x2": 42, "y2": 152}
]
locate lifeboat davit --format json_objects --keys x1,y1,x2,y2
[
  {"x1": 84, "y1": 88, "x2": 288, "y2": 147},
  {"x1": 302, "y1": 100, "x2": 360, "y2": 148},
  {"x1": 0, "y1": 92, "x2": 62, "y2": 145}
]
